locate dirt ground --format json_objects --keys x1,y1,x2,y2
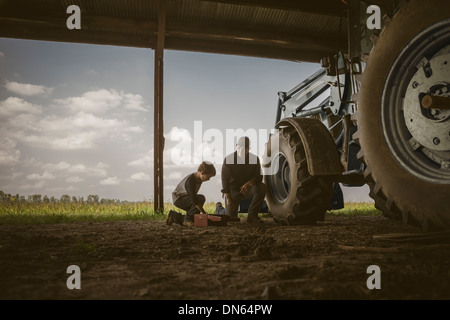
[{"x1": 1, "y1": 213, "x2": 450, "y2": 300}]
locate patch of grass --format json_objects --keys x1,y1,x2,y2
[
  {"x1": 0, "y1": 201, "x2": 381, "y2": 225},
  {"x1": 0, "y1": 202, "x2": 167, "y2": 225},
  {"x1": 328, "y1": 202, "x2": 382, "y2": 216}
]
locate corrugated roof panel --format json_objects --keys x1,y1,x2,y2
[
  {"x1": 0, "y1": 0, "x2": 350, "y2": 62},
  {"x1": 163, "y1": 0, "x2": 344, "y2": 37}
]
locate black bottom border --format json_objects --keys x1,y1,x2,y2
[{"x1": 1, "y1": 299, "x2": 446, "y2": 318}]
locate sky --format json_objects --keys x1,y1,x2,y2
[{"x1": 0, "y1": 37, "x2": 372, "y2": 203}]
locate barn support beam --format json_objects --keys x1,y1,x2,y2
[{"x1": 154, "y1": 0, "x2": 165, "y2": 212}]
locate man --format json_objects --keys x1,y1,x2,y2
[{"x1": 221, "y1": 136, "x2": 267, "y2": 224}]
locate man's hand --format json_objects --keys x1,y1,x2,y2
[
  {"x1": 223, "y1": 193, "x2": 237, "y2": 212},
  {"x1": 240, "y1": 180, "x2": 253, "y2": 196}
]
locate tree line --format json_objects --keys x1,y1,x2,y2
[{"x1": 0, "y1": 190, "x2": 125, "y2": 204}]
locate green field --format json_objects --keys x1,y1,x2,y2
[{"x1": 0, "y1": 201, "x2": 382, "y2": 225}]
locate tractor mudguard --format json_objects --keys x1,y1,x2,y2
[{"x1": 277, "y1": 117, "x2": 343, "y2": 176}]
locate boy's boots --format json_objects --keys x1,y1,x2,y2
[{"x1": 166, "y1": 210, "x2": 184, "y2": 226}]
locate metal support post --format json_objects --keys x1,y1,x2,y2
[{"x1": 154, "y1": 0, "x2": 165, "y2": 213}]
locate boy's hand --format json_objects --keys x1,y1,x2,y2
[{"x1": 196, "y1": 204, "x2": 207, "y2": 214}]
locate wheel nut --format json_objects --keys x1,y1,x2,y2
[
  {"x1": 433, "y1": 137, "x2": 440, "y2": 145},
  {"x1": 412, "y1": 81, "x2": 419, "y2": 88}
]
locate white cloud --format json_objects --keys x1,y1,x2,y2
[
  {"x1": 21, "y1": 157, "x2": 43, "y2": 168},
  {"x1": 7, "y1": 113, "x2": 41, "y2": 132},
  {"x1": 0, "y1": 97, "x2": 42, "y2": 116},
  {"x1": 128, "y1": 149, "x2": 154, "y2": 168},
  {"x1": 10, "y1": 111, "x2": 142, "y2": 150},
  {"x1": 1, "y1": 89, "x2": 146, "y2": 151},
  {"x1": 120, "y1": 133, "x2": 132, "y2": 141},
  {"x1": 85, "y1": 70, "x2": 98, "y2": 76},
  {"x1": 164, "y1": 126, "x2": 224, "y2": 165},
  {"x1": 65, "y1": 176, "x2": 84, "y2": 183},
  {"x1": 26, "y1": 171, "x2": 56, "y2": 180},
  {"x1": 128, "y1": 127, "x2": 202, "y2": 170},
  {"x1": 166, "y1": 171, "x2": 183, "y2": 180},
  {"x1": 19, "y1": 131, "x2": 99, "y2": 150},
  {"x1": 55, "y1": 89, "x2": 150, "y2": 114},
  {"x1": 164, "y1": 185, "x2": 176, "y2": 191},
  {"x1": 47, "y1": 186, "x2": 77, "y2": 193},
  {"x1": 166, "y1": 126, "x2": 192, "y2": 142},
  {"x1": 5, "y1": 80, "x2": 53, "y2": 96},
  {"x1": 129, "y1": 172, "x2": 151, "y2": 181},
  {"x1": 166, "y1": 127, "x2": 193, "y2": 165},
  {"x1": 67, "y1": 164, "x2": 87, "y2": 173},
  {"x1": 87, "y1": 162, "x2": 109, "y2": 177},
  {"x1": 55, "y1": 89, "x2": 149, "y2": 114},
  {"x1": 128, "y1": 150, "x2": 198, "y2": 172},
  {"x1": 18, "y1": 180, "x2": 47, "y2": 190},
  {"x1": 42, "y1": 161, "x2": 109, "y2": 177},
  {"x1": 100, "y1": 176, "x2": 121, "y2": 185},
  {"x1": 0, "y1": 171, "x2": 23, "y2": 180},
  {"x1": 54, "y1": 89, "x2": 149, "y2": 114},
  {"x1": 54, "y1": 89, "x2": 122, "y2": 114},
  {"x1": 123, "y1": 93, "x2": 149, "y2": 112},
  {"x1": 40, "y1": 112, "x2": 143, "y2": 132},
  {"x1": 0, "y1": 138, "x2": 20, "y2": 166},
  {"x1": 43, "y1": 161, "x2": 72, "y2": 171}
]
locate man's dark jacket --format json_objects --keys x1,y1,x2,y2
[{"x1": 221, "y1": 151, "x2": 262, "y2": 194}]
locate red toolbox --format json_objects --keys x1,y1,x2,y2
[{"x1": 194, "y1": 214, "x2": 229, "y2": 226}]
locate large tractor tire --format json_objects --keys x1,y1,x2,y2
[
  {"x1": 353, "y1": 0, "x2": 450, "y2": 231},
  {"x1": 263, "y1": 127, "x2": 333, "y2": 225}
]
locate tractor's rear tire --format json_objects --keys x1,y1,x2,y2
[
  {"x1": 263, "y1": 127, "x2": 333, "y2": 225},
  {"x1": 353, "y1": 0, "x2": 450, "y2": 231}
]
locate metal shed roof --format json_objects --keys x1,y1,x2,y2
[{"x1": 0, "y1": 0, "x2": 350, "y2": 62}]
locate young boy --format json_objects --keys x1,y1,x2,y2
[{"x1": 167, "y1": 161, "x2": 216, "y2": 226}]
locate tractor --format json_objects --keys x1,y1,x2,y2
[{"x1": 262, "y1": 0, "x2": 450, "y2": 231}]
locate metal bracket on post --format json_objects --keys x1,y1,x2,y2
[{"x1": 154, "y1": 0, "x2": 165, "y2": 213}]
